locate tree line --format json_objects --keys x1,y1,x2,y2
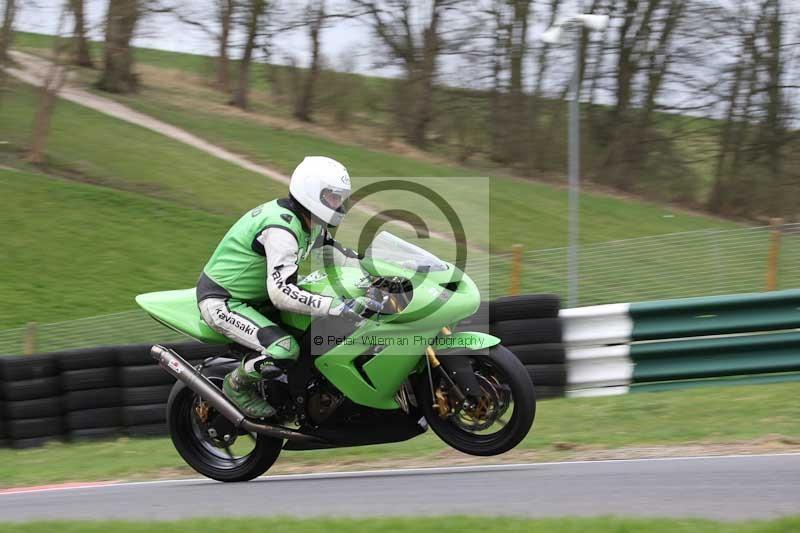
[{"x1": 1, "y1": 0, "x2": 798, "y2": 220}]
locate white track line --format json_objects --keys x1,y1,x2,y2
[{"x1": 1, "y1": 452, "x2": 798, "y2": 497}]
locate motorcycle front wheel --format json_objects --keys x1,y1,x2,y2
[
  {"x1": 166, "y1": 365, "x2": 283, "y2": 482},
  {"x1": 416, "y1": 344, "x2": 536, "y2": 456}
]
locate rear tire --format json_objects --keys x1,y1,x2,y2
[
  {"x1": 166, "y1": 365, "x2": 282, "y2": 482},
  {"x1": 417, "y1": 345, "x2": 536, "y2": 456}
]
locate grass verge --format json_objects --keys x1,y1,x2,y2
[
  {"x1": 0, "y1": 382, "x2": 798, "y2": 489},
  {"x1": 0, "y1": 79, "x2": 286, "y2": 216},
  {"x1": 0, "y1": 167, "x2": 232, "y2": 327},
  {"x1": 3, "y1": 517, "x2": 800, "y2": 533},
  {"x1": 0, "y1": 74, "x2": 743, "y2": 327}
]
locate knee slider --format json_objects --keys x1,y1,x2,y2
[{"x1": 262, "y1": 335, "x2": 300, "y2": 361}]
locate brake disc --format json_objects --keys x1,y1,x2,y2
[{"x1": 452, "y1": 374, "x2": 502, "y2": 432}]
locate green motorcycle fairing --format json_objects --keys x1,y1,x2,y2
[
  {"x1": 135, "y1": 289, "x2": 229, "y2": 345},
  {"x1": 135, "y1": 258, "x2": 498, "y2": 410},
  {"x1": 295, "y1": 259, "x2": 485, "y2": 408}
]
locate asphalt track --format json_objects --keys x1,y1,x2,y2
[{"x1": 1, "y1": 454, "x2": 798, "y2": 522}]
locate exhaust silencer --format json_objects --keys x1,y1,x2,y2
[
  {"x1": 152, "y1": 345, "x2": 245, "y2": 426},
  {"x1": 151, "y1": 345, "x2": 320, "y2": 443}
]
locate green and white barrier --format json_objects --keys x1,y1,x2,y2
[{"x1": 560, "y1": 289, "x2": 800, "y2": 396}]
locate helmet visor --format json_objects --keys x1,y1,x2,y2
[{"x1": 320, "y1": 187, "x2": 351, "y2": 215}]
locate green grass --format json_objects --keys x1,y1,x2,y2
[
  {"x1": 0, "y1": 78, "x2": 284, "y2": 328},
  {"x1": 0, "y1": 73, "x2": 744, "y2": 326},
  {"x1": 0, "y1": 382, "x2": 797, "y2": 488},
  {"x1": 103, "y1": 83, "x2": 737, "y2": 252},
  {"x1": 12, "y1": 32, "x2": 725, "y2": 201},
  {"x1": 0, "y1": 167, "x2": 233, "y2": 327},
  {"x1": 11, "y1": 31, "x2": 738, "y2": 251},
  {"x1": 3, "y1": 517, "x2": 800, "y2": 533},
  {"x1": 0, "y1": 80, "x2": 286, "y2": 216},
  {"x1": 1, "y1": 34, "x2": 770, "y2": 329}
]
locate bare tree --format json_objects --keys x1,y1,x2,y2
[
  {"x1": 585, "y1": 0, "x2": 692, "y2": 191},
  {"x1": 0, "y1": 0, "x2": 17, "y2": 64},
  {"x1": 759, "y1": 0, "x2": 789, "y2": 215},
  {"x1": 354, "y1": 0, "x2": 459, "y2": 148},
  {"x1": 27, "y1": 4, "x2": 71, "y2": 164},
  {"x1": 506, "y1": 0, "x2": 531, "y2": 162},
  {"x1": 530, "y1": 0, "x2": 562, "y2": 114},
  {"x1": 69, "y1": 0, "x2": 93, "y2": 67},
  {"x1": 231, "y1": 0, "x2": 267, "y2": 109},
  {"x1": 709, "y1": 16, "x2": 757, "y2": 214},
  {"x1": 487, "y1": 3, "x2": 508, "y2": 162},
  {"x1": 484, "y1": 0, "x2": 532, "y2": 163},
  {"x1": 97, "y1": 0, "x2": 141, "y2": 93},
  {"x1": 0, "y1": 0, "x2": 17, "y2": 107},
  {"x1": 708, "y1": 0, "x2": 798, "y2": 218},
  {"x1": 95, "y1": 0, "x2": 176, "y2": 93},
  {"x1": 216, "y1": 0, "x2": 236, "y2": 91},
  {"x1": 294, "y1": 0, "x2": 325, "y2": 122},
  {"x1": 175, "y1": 0, "x2": 237, "y2": 91},
  {"x1": 528, "y1": 0, "x2": 565, "y2": 171}
]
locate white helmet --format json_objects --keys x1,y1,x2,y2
[{"x1": 289, "y1": 156, "x2": 352, "y2": 226}]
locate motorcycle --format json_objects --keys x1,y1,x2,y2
[{"x1": 136, "y1": 231, "x2": 536, "y2": 482}]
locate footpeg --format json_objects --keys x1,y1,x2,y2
[{"x1": 259, "y1": 364, "x2": 284, "y2": 380}]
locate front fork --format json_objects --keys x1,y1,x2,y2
[{"x1": 425, "y1": 328, "x2": 502, "y2": 415}]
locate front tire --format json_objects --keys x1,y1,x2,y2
[
  {"x1": 417, "y1": 345, "x2": 536, "y2": 456},
  {"x1": 166, "y1": 365, "x2": 282, "y2": 482}
]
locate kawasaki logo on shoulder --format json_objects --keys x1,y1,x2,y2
[{"x1": 281, "y1": 214, "x2": 293, "y2": 224}]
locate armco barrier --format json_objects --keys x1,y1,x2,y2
[
  {"x1": 0, "y1": 294, "x2": 563, "y2": 448},
  {"x1": 631, "y1": 331, "x2": 800, "y2": 382},
  {"x1": 561, "y1": 289, "x2": 800, "y2": 396},
  {"x1": 630, "y1": 289, "x2": 800, "y2": 340}
]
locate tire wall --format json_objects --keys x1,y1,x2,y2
[
  {"x1": 0, "y1": 294, "x2": 565, "y2": 448},
  {"x1": 458, "y1": 294, "x2": 566, "y2": 400},
  {"x1": 0, "y1": 341, "x2": 222, "y2": 449}
]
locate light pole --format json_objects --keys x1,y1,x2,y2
[{"x1": 542, "y1": 13, "x2": 608, "y2": 308}]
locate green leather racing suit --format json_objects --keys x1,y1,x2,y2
[{"x1": 196, "y1": 196, "x2": 359, "y2": 374}]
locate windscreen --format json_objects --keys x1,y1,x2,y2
[{"x1": 364, "y1": 231, "x2": 448, "y2": 272}]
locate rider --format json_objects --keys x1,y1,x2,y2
[{"x1": 196, "y1": 156, "x2": 382, "y2": 418}]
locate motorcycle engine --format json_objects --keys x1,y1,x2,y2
[{"x1": 306, "y1": 382, "x2": 344, "y2": 425}]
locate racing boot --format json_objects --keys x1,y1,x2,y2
[{"x1": 223, "y1": 360, "x2": 277, "y2": 419}]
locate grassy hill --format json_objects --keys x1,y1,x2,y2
[
  {"x1": 0, "y1": 35, "x2": 742, "y2": 328},
  {"x1": 0, "y1": 166, "x2": 231, "y2": 326},
  {"x1": 11, "y1": 33, "x2": 737, "y2": 247},
  {"x1": 13, "y1": 32, "x2": 728, "y2": 202}
]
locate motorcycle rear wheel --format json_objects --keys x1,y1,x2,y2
[
  {"x1": 417, "y1": 344, "x2": 536, "y2": 456},
  {"x1": 166, "y1": 366, "x2": 283, "y2": 482}
]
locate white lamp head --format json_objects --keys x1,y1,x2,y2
[
  {"x1": 542, "y1": 13, "x2": 609, "y2": 43},
  {"x1": 575, "y1": 14, "x2": 609, "y2": 31},
  {"x1": 542, "y1": 26, "x2": 563, "y2": 44}
]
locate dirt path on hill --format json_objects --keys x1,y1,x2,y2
[
  {"x1": 4, "y1": 50, "x2": 481, "y2": 250},
  {"x1": 5, "y1": 51, "x2": 289, "y2": 185}
]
